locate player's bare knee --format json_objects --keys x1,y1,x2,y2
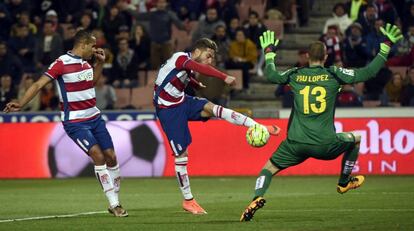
[
  {"x1": 103, "y1": 149, "x2": 117, "y2": 166},
  {"x1": 201, "y1": 102, "x2": 215, "y2": 117},
  {"x1": 352, "y1": 132, "x2": 361, "y2": 144},
  {"x1": 88, "y1": 145, "x2": 106, "y2": 165},
  {"x1": 263, "y1": 160, "x2": 280, "y2": 175},
  {"x1": 177, "y1": 149, "x2": 188, "y2": 158}
]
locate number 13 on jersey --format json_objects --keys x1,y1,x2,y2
[{"x1": 299, "y1": 86, "x2": 327, "y2": 114}]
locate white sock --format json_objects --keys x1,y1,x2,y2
[
  {"x1": 175, "y1": 157, "x2": 193, "y2": 200},
  {"x1": 213, "y1": 105, "x2": 257, "y2": 127},
  {"x1": 107, "y1": 164, "x2": 121, "y2": 194},
  {"x1": 95, "y1": 164, "x2": 119, "y2": 208}
]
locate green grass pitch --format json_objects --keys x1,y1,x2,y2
[{"x1": 0, "y1": 176, "x2": 413, "y2": 231}]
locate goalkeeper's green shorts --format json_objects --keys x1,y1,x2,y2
[{"x1": 270, "y1": 133, "x2": 356, "y2": 169}]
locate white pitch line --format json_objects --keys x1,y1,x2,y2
[
  {"x1": 0, "y1": 211, "x2": 107, "y2": 223},
  {"x1": 263, "y1": 208, "x2": 414, "y2": 213}
]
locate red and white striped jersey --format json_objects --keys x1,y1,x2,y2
[
  {"x1": 154, "y1": 52, "x2": 194, "y2": 108},
  {"x1": 45, "y1": 52, "x2": 100, "y2": 122}
]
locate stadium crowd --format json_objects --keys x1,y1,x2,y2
[{"x1": 0, "y1": 0, "x2": 413, "y2": 112}]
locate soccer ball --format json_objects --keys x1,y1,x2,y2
[
  {"x1": 246, "y1": 124, "x2": 270, "y2": 147},
  {"x1": 48, "y1": 121, "x2": 166, "y2": 177}
]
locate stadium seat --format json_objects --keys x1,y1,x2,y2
[
  {"x1": 115, "y1": 88, "x2": 132, "y2": 109},
  {"x1": 226, "y1": 69, "x2": 243, "y2": 90},
  {"x1": 263, "y1": 19, "x2": 284, "y2": 39},
  {"x1": 131, "y1": 86, "x2": 155, "y2": 109}
]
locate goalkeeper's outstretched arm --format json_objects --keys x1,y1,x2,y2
[
  {"x1": 334, "y1": 23, "x2": 403, "y2": 84},
  {"x1": 260, "y1": 30, "x2": 290, "y2": 84}
]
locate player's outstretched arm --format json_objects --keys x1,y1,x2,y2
[
  {"x1": 260, "y1": 30, "x2": 290, "y2": 84},
  {"x1": 334, "y1": 23, "x2": 403, "y2": 84},
  {"x1": 3, "y1": 75, "x2": 52, "y2": 113},
  {"x1": 183, "y1": 59, "x2": 235, "y2": 85}
]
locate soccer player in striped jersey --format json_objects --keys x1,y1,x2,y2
[
  {"x1": 3, "y1": 30, "x2": 127, "y2": 217},
  {"x1": 154, "y1": 38, "x2": 280, "y2": 215}
]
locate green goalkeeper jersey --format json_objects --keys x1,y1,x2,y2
[{"x1": 265, "y1": 53, "x2": 387, "y2": 144}]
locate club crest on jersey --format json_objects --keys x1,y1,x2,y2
[{"x1": 78, "y1": 70, "x2": 93, "y2": 81}]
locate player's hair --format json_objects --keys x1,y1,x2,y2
[
  {"x1": 308, "y1": 41, "x2": 326, "y2": 62},
  {"x1": 192, "y1": 38, "x2": 218, "y2": 53},
  {"x1": 73, "y1": 30, "x2": 95, "y2": 47}
]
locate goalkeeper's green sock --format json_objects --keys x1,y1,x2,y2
[
  {"x1": 338, "y1": 144, "x2": 359, "y2": 186},
  {"x1": 254, "y1": 169, "x2": 273, "y2": 199}
]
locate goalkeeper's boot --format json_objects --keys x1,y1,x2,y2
[
  {"x1": 183, "y1": 199, "x2": 207, "y2": 215},
  {"x1": 265, "y1": 125, "x2": 281, "y2": 136},
  {"x1": 337, "y1": 175, "x2": 365, "y2": 194},
  {"x1": 240, "y1": 197, "x2": 266, "y2": 222},
  {"x1": 108, "y1": 205, "x2": 128, "y2": 217}
]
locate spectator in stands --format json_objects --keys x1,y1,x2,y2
[
  {"x1": 0, "y1": 40, "x2": 23, "y2": 84},
  {"x1": 34, "y1": 20, "x2": 63, "y2": 71},
  {"x1": 170, "y1": 0, "x2": 204, "y2": 21},
  {"x1": 8, "y1": 24, "x2": 36, "y2": 72},
  {"x1": 357, "y1": 4, "x2": 378, "y2": 35},
  {"x1": 211, "y1": 24, "x2": 230, "y2": 70},
  {"x1": 17, "y1": 74, "x2": 40, "y2": 111},
  {"x1": 227, "y1": 29, "x2": 257, "y2": 90},
  {"x1": 0, "y1": 3, "x2": 12, "y2": 41},
  {"x1": 123, "y1": 0, "x2": 187, "y2": 69},
  {"x1": 345, "y1": 0, "x2": 368, "y2": 22},
  {"x1": 6, "y1": 0, "x2": 30, "y2": 23},
  {"x1": 384, "y1": 72, "x2": 404, "y2": 105},
  {"x1": 0, "y1": 74, "x2": 17, "y2": 110},
  {"x1": 387, "y1": 24, "x2": 414, "y2": 66},
  {"x1": 319, "y1": 25, "x2": 343, "y2": 67},
  {"x1": 44, "y1": 10, "x2": 60, "y2": 33},
  {"x1": 297, "y1": 0, "x2": 311, "y2": 27},
  {"x1": 95, "y1": 75, "x2": 117, "y2": 110},
  {"x1": 103, "y1": 5, "x2": 127, "y2": 50},
  {"x1": 94, "y1": 0, "x2": 110, "y2": 29},
  {"x1": 364, "y1": 67, "x2": 392, "y2": 100},
  {"x1": 130, "y1": 24, "x2": 151, "y2": 71},
  {"x1": 402, "y1": 2, "x2": 414, "y2": 34},
  {"x1": 92, "y1": 28, "x2": 108, "y2": 48},
  {"x1": 323, "y1": 3, "x2": 353, "y2": 36},
  {"x1": 336, "y1": 84, "x2": 363, "y2": 107},
  {"x1": 192, "y1": 7, "x2": 225, "y2": 43},
  {"x1": 54, "y1": 0, "x2": 86, "y2": 24},
  {"x1": 111, "y1": 38, "x2": 138, "y2": 88},
  {"x1": 342, "y1": 22, "x2": 368, "y2": 67},
  {"x1": 39, "y1": 82, "x2": 59, "y2": 111},
  {"x1": 401, "y1": 66, "x2": 414, "y2": 106},
  {"x1": 212, "y1": 0, "x2": 239, "y2": 25},
  {"x1": 364, "y1": 18, "x2": 391, "y2": 61},
  {"x1": 227, "y1": 17, "x2": 241, "y2": 40},
  {"x1": 77, "y1": 12, "x2": 94, "y2": 31},
  {"x1": 295, "y1": 49, "x2": 309, "y2": 67},
  {"x1": 373, "y1": 0, "x2": 398, "y2": 25},
  {"x1": 243, "y1": 10, "x2": 267, "y2": 77},
  {"x1": 63, "y1": 25, "x2": 76, "y2": 51},
  {"x1": 10, "y1": 11, "x2": 37, "y2": 36}
]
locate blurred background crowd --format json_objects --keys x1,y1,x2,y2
[{"x1": 0, "y1": 0, "x2": 413, "y2": 113}]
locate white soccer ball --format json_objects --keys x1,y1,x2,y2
[{"x1": 246, "y1": 124, "x2": 270, "y2": 147}]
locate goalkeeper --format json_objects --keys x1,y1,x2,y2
[{"x1": 240, "y1": 24, "x2": 403, "y2": 222}]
